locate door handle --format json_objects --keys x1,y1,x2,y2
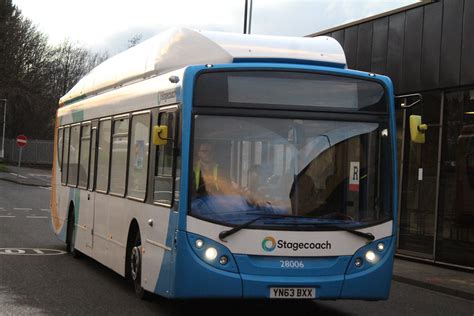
[{"x1": 87, "y1": 193, "x2": 91, "y2": 201}]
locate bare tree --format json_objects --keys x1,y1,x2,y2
[
  {"x1": 128, "y1": 34, "x2": 143, "y2": 48},
  {"x1": 0, "y1": 0, "x2": 108, "y2": 139}
]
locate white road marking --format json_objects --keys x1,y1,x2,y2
[
  {"x1": 40, "y1": 209, "x2": 50, "y2": 212},
  {"x1": 9, "y1": 173, "x2": 28, "y2": 179},
  {"x1": 39, "y1": 186, "x2": 51, "y2": 190},
  {"x1": 14, "y1": 208, "x2": 32, "y2": 211},
  {"x1": 0, "y1": 248, "x2": 66, "y2": 256},
  {"x1": 0, "y1": 215, "x2": 15, "y2": 218},
  {"x1": 27, "y1": 174, "x2": 51, "y2": 178},
  {"x1": 4, "y1": 249, "x2": 25, "y2": 254},
  {"x1": 26, "y1": 216, "x2": 48, "y2": 219}
]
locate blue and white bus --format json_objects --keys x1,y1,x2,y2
[{"x1": 52, "y1": 27, "x2": 397, "y2": 300}]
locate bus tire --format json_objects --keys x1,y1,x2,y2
[
  {"x1": 129, "y1": 230, "x2": 150, "y2": 300},
  {"x1": 66, "y1": 207, "x2": 81, "y2": 259}
]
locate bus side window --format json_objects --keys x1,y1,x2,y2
[
  {"x1": 68, "y1": 124, "x2": 81, "y2": 186},
  {"x1": 78, "y1": 123, "x2": 91, "y2": 188},
  {"x1": 154, "y1": 110, "x2": 178, "y2": 206},
  {"x1": 96, "y1": 119, "x2": 112, "y2": 193},
  {"x1": 88, "y1": 128, "x2": 97, "y2": 191},
  {"x1": 61, "y1": 126, "x2": 70, "y2": 185},
  {"x1": 127, "y1": 113, "x2": 151, "y2": 201},
  {"x1": 110, "y1": 116, "x2": 130, "y2": 196},
  {"x1": 57, "y1": 128, "x2": 64, "y2": 171}
]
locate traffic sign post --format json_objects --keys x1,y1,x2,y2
[{"x1": 16, "y1": 135, "x2": 27, "y2": 176}]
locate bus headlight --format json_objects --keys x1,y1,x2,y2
[
  {"x1": 187, "y1": 232, "x2": 238, "y2": 273},
  {"x1": 365, "y1": 250, "x2": 377, "y2": 263},
  {"x1": 347, "y1": 236, "x2": 393, "y2": 275},
  {"x1": 205, "y1": 247, "x2": 218, "y2": 261}
]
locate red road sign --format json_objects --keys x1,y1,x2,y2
[{"x1": 16, "y1": 135, "x2": 27, "y2": 147}]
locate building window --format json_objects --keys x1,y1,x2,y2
[
  {"x1": 437, "y1": 90, "x2": 474, "y2": 267},
  {"x1": 110, "y1": 117, "x2": 129, "y2": 196},
  {"x1": 96, "y1": 119, "x2": 111, "y2": 192},
  {"x1": 127, "y1": 113, "x2": 150, "y2": 200}
]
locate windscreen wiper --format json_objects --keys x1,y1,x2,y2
[
  {"x1": 312, "y1": 224, "x2": 375, "y2": 242},
  {"x1": 219, "y1": 214, "x2": 289, "y2": 241},
  {"x1": 280, "y1": 222, "x2": 375, "y2": 242},
  {"x1": 219, "y1": 216, "x2": 375, "y2": 242}
]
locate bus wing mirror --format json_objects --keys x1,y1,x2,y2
[
  {"x1": 409, "y1": 115, "x2": 428, "y2": 144},
  {"x1": 153, "y1": 125, "x2": 170, "y2": 145},
  {"x1": 396, "y1": 93, "x2": 422, "y2": 109}
]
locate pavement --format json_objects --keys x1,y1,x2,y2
[
  {"x1": 0, "y1": 164, "x2": 473, "y2": 301},
  {"x1": 393, "y1": 257, "x2": 474, "y2": 301},
  {"x1": 0, "y1": 163, "x2": 52, "y2": 187}
]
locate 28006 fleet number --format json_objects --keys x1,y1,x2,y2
[{"x1": 280, "y1": 260, "x2": 305, "y2": 268}]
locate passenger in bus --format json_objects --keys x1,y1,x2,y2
[{"x1": 243, "y1": 164, "x2": 269, "y2": 204}]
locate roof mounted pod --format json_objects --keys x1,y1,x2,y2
[{"x1": 60, "y1": 27, "x2": 347, "y2": 106}]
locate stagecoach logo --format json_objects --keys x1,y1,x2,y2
[
  {"x1": 261, "y1": 237, "x2": 332, "y2": 252},
  {"x1": 262, "y1": 237, "x2": 277, "y2": 252},
  {"x1": 158, "y1": 89, "x2": 177, "y2": 106}
]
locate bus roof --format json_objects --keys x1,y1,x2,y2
[{"x1": 60, "y1": 27, "x2": 346, "y2": 106}]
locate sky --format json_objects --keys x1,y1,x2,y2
[{"x1": 12, "y1": 0, "x2": 421, "y2": 55}]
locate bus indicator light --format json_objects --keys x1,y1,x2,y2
[
  {"x1": 195, "y1": 239, "x2": 204, "y2": 249},
  {"x1": 377, "y1": 243, "x2": 385, "y2": 252},
  {"x1": 219, "y1": 255, "x2": 228, "y2": 265}
]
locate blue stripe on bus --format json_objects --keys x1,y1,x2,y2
[
  {"x1": 233, "y1": 58, "x2": 346, "y2": 69},
  {"x1": 177, "y1": 66, "x2": 198, "y2": 230},
  {"x1": 154, "y1": 210, "x2": 179, "y2": 297}
]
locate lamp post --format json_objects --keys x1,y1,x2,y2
[
  {"x1": 0, "y1": 99, "x2": 6, "y2": 159},
  {"x1": 243, "y1": 0, "x2": 253, "y2": 34}
]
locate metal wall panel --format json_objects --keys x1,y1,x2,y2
[
  {"x1": 331, "y1": 30, "x2": 345, "y2": 47},
  {"x1": 387, "y1": 13, "x2": 406, "y2": 93},
  {"x1": 461, "y1": 0, "x2": 474, "y2": 85},
  {"x1": 318, "y1": 0, "x2": 471, "y2": 92},
  {"x1": 371, "y1": 17, "x2": 389, "y2": 75},
  {"x1": 420, "y1": 1, "x2": 443, "y2": 91},
  {"x1": 356, "y1": 22, "x2": 373, "y2": 72},
  {"x1": 439, "y1": 0, "x2": 464, "y2": 88},
  {"x1": 402, "y1": 6, "x2": 423, "y2": 93},
  {"x1": 343, "y1": 26, "x2": 359, "y2": 69}
]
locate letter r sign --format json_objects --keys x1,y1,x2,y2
[{"x1": 349, "y1": 161, "x2": 360, "y2": 192}]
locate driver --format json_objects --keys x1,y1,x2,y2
[{"x1": 194, "y1": 142, "x2": 220, "y2": 196}]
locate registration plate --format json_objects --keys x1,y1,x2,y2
[{"x1": 269, "y1": 287, "x2": 316, "y2": 299}]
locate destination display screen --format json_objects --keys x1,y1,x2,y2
[{"x1": 194, "y1": 71, "x2": 387, "y2": 113}]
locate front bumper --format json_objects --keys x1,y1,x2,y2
[{"x1": 169, "y1": 231, "x2": 394, "y2": 300}]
